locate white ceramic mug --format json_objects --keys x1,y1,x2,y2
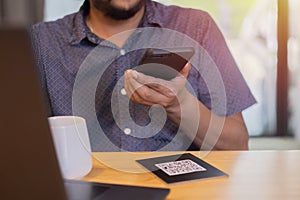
[{"x1": 48, "y1": 116, "x2": 92, "y2": 179}]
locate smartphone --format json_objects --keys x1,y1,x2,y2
[{"x1": 135, "y1": 47, "x2": 195, "y2": 80}]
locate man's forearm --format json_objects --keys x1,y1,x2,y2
[{"x1": 165, "y1": 90, "x2": 249, "y2": 150}]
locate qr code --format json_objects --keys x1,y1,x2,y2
[{"x1": 155, "y1": 159, "x2": 207, "y2": 176}]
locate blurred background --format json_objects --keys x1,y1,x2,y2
[{"x1": 1, "y1": 0, "x2": 299, "y2": 149}]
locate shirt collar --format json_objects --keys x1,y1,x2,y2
[
  {"x1": 69, "y1": 0, "x2": 164, "y2": 45},
  {"x1": 141, "y1": 0, "x2": 164, "y2": 28},
  {"x1": 69, "y1": 8, "x2": 94, "y2": 45}
]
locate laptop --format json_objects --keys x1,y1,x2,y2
[{"x1": 0, "y1": 28, "x2": 169, "y2": 200}]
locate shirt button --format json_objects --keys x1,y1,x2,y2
[
  {"x1": 120, "y1": 49, "x2": 126, "y2": 55},
  {"x1": 120, "y1": 88, "x2": 127, "y2": 96},
  {"x1": 124, "y1": 128, "x2": 131, "y2": 135}
]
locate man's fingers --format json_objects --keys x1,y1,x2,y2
[
  {"x1": 132, "y1": 70, "x2": 179, "y2": 98},
  {"x1": 179, "y1": 63, "x2": 191, "y2": 78},
  {"x1": 124, "y1": 70, "x2": 175, "y2": 106}
]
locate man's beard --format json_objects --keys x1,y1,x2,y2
[{"x1": 91, "y1": 0, "x2": 147, "y2": 20}]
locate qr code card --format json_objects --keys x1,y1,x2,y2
[
  {"x1": 155, "y1": 159, "x2": 207, "y2": 176},
  {"x1": 136, "y1": 153, "x2": 228, "y2": 184}
]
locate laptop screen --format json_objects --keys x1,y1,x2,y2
[{"x1": 0, "y1": 27, "x2": 68, "y2": 200}]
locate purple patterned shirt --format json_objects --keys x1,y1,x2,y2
[{"x1": 30, "y1": 0, "x2": 256, "y2": 151}]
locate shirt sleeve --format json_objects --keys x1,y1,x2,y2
[{"x1": 193, "y1": 12, "x2": 257, "y2": 116}]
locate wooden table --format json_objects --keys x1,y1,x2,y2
[{"x1": 81, "y1": 151, "x2": 300, "y2": 200}]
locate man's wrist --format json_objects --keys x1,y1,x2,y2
[{"x1": 164, "y1": 88, "x2": 191, "y2": 115}]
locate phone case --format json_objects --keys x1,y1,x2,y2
[{"x1": 135, "y1": 47, "x2": 195, "y2": 80}]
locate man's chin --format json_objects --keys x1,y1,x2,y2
[{"x1": 92, "y1": 0, "x2": 146, "y2": 20}]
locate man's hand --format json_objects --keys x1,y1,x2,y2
[{"x1": 124, "y1": 63, "x2": 191, "y2": 109}]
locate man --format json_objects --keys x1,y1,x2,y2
[{"x1": 30, "y1": 0, "x2": 256, "y2": 151}]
